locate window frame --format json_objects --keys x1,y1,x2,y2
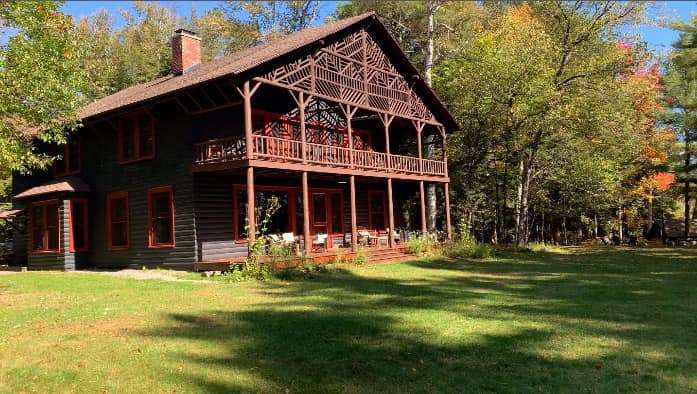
[
  {"x1": 107, "y1": 192, "x2": 130, "y2": 251},
  {"x1": 147, "y1": 186, "x2": 175, "y2": 248},
  {"x1": 29, "y1": 199, "x2": 61, "y2": 254},
  {"x1": 117, "y1": 112, "x2": 156, "y2": 164},
  {"x1": 53, "y1": 137, "x2": 81, "y2": 176},
  {"x1": 68, "y1": 198, "x2": 88, "y2": 253}
]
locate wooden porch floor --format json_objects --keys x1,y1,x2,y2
[{"x1": 193, "y1": 244, "x2": 413, "y2": 271}]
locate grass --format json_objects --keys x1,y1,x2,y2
[{"x1": 1, "y1": 246, "x2": 697, "y2": 393}]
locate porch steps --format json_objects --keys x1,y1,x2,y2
[{"x1": 367, "y1": 247, "x2": 415, "y2": 264}]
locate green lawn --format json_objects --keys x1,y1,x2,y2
[{"x1": 1, "y1": 247, "x2": 696, "y2": 393}]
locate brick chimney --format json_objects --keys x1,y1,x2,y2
[{"x1": 171, "y1": 29, "x2": 201, "y2": 75}]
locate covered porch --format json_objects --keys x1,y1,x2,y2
[{"x1": 192, "y1": 168, "x2": 450, "y2": 266}]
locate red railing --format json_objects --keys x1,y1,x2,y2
[
  {"x1": 194, "y1": 136, "x2": 246, "y2": 163},
  {"x1": 194, "y1": 134, "x2": 446, "y2": 177},
  {"x1": 254, "y1": 135, "x2": 303, "y2": 161},
  {"x1": 306, "y1": 141, "x2": 352, "y2": 167},
  {"x1": 353, "y1": 149, "x2": 387, "y2": 170}
]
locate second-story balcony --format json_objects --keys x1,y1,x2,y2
[{"x1": 193, "y1": 134, "x2": 447, "y2": 178}]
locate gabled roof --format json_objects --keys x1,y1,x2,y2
[
  {"x1": 79, "y1": 12, "x2": 457, "y2": 131},
  {"x1": 14, "y1": 176, "x2": 90, "y2": 200}
]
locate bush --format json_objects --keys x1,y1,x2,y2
[
  {"x1": 442, "y1": 235, "x2": 492, "y2": 259},
  {"x1": 354, "y1": 248, "x2": 368, "y2": 266},
  {"x1": 405, "y1": 233, "x2": 438, "y2": 256}
]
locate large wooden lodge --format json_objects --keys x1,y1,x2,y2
[{"x1": 8, "y1": 12, "x2": 457, "y2": 270}]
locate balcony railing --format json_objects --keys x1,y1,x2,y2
[{"x1": 194, "y1": 134, "x2": 447, "y2": 177}]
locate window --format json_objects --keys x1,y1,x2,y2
[
  {"x1": 368, "y1": 191, "x2": 386, "y2": 230},
  {"x1": 54, "y1": 137, "x2": 80, "y2": 176},
  {"x1": 148, "y1": 186, "x2": 175, "y2": 248},
  {"x1": 30, "y1": 201, "x2": 60, "y2": 253},
  {"x1": 233, "y1": 187, "x2": 296, "y2": 241},
  {"x1": 69, "y1": 199, "x2": 88, "y2": 252},
  {"x1": 118, "y1": 113, "x2": 155, "y2": 163},
  {"x1": 107, "y1": 192, "x2": 129, "y2": 250}
]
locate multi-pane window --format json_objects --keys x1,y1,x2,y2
[
  {"x1": 69, "y1": 199, "x2": 88, "y2": 252},
  {"x1": 148, "y1": 186, "x2": 175, "y2": 247},
  {"x1": 118, "y1": 113, "x2": 155, "y2": 163},
  {"x1": 54, "y1": 137, "x2": 80, "y2": 176},
  {"x1": 30, "y1": 201, "x2": 60, "y2": 252},
  {"x1": 107, "y1": 192, "x2": 129, "y2": 250}
]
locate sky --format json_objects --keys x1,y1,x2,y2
[{"x1": 58, "y1": 1, "x2": 697, "y2": 56}]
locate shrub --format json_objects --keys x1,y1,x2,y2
[
  {"x1": 354, "y1": 248, "x2": 368, "y2": 266},
  {"x1": 442, "y1": 233, "x2": 492, "y2": 259},
  {"x1": 405, "y1": 233, "x2": 437, "y2": 256}
]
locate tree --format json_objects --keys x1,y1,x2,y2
[
  {"x1": 0, "y1": 2, "x2": 87, "y2": 173},
  {"x1": 665, "y1": 15, "x2": 697, "y2": 237}
]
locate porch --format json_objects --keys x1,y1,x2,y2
[{"x1": 192, "y1": 170, "x2": 449, "y2": 266}]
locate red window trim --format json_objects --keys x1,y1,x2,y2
[
  {"x1": 117, "y1": 111, "x2": 156, "y2": 164},
  {"x1": 53, "y1": 137, "x2": 81, "y2": 177},
  {"x1": 68, "y1": 198, "x2": 88, "y2": 253},
  {"x1": 232, "y1": 184, "x2": 343, "y2": 243},
  {"x1": 252, "y1": 109, "x2": 373, "y2": 149},
  {"x1": 107, "y1": 191, "x2": 130, "y2": 251},
  {"x1": 29, "y1": 199, "x2": 61, "y2": 255},
  {"x1": 147, "y1": 186, "x2": 175, "y2": 248},
  {"x1": 368, "y1": 190, "x2": 387, "y2": 231}
]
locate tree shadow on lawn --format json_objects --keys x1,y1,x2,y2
[{"x1": 137, "y1": 249, "x2": 697, "y2": 392}]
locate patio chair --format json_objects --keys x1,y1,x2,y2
[
  {"x1": 282, "y1": 232, "x2": 299, "y2": 254},
  {"x1": 312, "y1": 233, "x2": 328, "y2": 252},
  {"x1": 358, "y1": 230, "x2": 372, "y2": 246}
]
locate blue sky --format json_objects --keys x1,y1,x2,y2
[{"x1": 58, "y1": 1, "x2": 696, "y2": 55}]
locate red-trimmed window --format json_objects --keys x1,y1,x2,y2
[
  {"x1": 107, "y1": 192, "x2": 130, "y2": 250},
  {"x1": 148, "y1": 186, "x2": 175, "y2": 248},
  {"x1": 118, "y1": 112, "x2": 155, "y2": 163},
  {"x1": 30, "y1": 201, "x2": 60, "y2": 253},
  {"x1": 69, "y1": 199, "x2": 88, "y2": 252},
  {"x1": 54, "y1": 137, "x2": 81, "y2": 176}
]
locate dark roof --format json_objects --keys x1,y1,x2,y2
[
  {"x1": 14, "y1": 176, "x2": 90, "y2": 199},
  {"x1": 79, "y1": 12, "x2": 458, "y2": 131}
]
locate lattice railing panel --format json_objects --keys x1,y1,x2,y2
[{"x1": 257, "y1": 28, "x2": 437, "y2": 124}]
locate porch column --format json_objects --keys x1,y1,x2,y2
[
  {"x1": 350, "y1": 175, "x2": 358, "y2": 252},
  {"x1": 343, "y1": 105, "x2": 358, "y2": 168},
  {"x1": 302, "y1": 171, "x2": 311, "y2": 252},
  {"x1": 415, "y1": 121, "x2": 424, "y2": 175},
  {"x1": 243, "y1": 81, "x2": 253, "y2": 160},
  {"x1": 419, "y1": 180, "x2": 427, "y2": 235},
  {"x1": 246, "y1": 166, "x2": 255, "y2": 242},
  {"x1": 445, "y1": 182, "x2": 452, "y2": 240},
  {"x1": 299, "y1": 92, "x2": 307, "y2": 163},
  {"x1": 387, "y1": 178, "x2": 395, "y2": 248},
  {"x1": 381, "y1": 114, "x2": 394, "y2": 170}
]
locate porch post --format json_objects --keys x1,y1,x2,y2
[
  {"x1": 343, "y1": 104, "x2": 357, "y2": 168},
  {"x1": 382, "y1": 114, "x2": 394, "y2": 170},
  {"x1": 415, "y1": 121, "x2": 424, "y2": 175},
  {"x1": 445, "y1": 182, "x2": 452, "y2": 240},
  {"x1": 243, "y1": 81, "x2": 253, "y2": 160},
  {"x1": 299, "y1": 92, "x2": 307, "y2": 163},
  {"x1": 387, "y1": 178, "x2": 395, "y2": 248},
  {"x1": 302, "y1": 171, "x2": 311, "y2": 253},
  {"x1": 350, "y1": 175, "x2": 358, "y2": 252},
  {"x1": 246, "y1": 166, "x2": 255, "y2": 242},
  {"x1": 419, "y1": 180, "x2": 427, "y2": 235}
]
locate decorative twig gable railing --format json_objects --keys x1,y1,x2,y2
[
  {"x1": 255, "y1": 29, "x2": 440, "y2": 127},
  {"x1": 193, "y1": 134, "x2": 447, "y2": 177}
]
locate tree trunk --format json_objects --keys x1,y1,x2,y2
[
  {"x1": 562, "y1": 216, "x2": 568, "y2": 245},
  {"x1": 618, "y1": 204, "x2": 623, "y2": 242},
  {"x1": 540, "y1": 212, "x2": 545, "y2": 243},
  {"x1": 685, "y1": 129, "x2": 691, "y2": 238},
  {"x1": 515, "y1": 157, "x2": 533, "y2": 246},
  {"x1": 424, "y1": 0, "x2": 438, "y2": 233},
  {"x1": 594, "y1": 214, "x2": 599, "y2": 239}
]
